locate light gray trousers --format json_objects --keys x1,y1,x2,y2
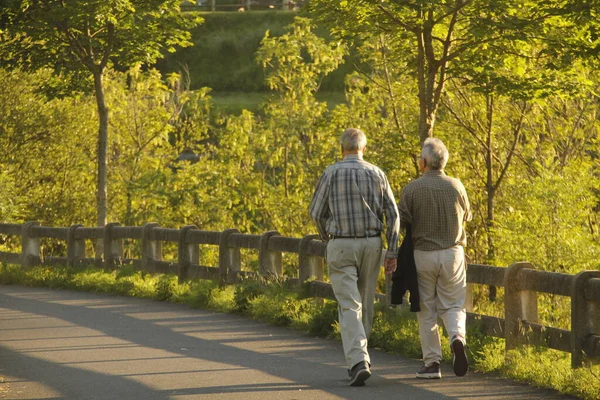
[
  {"x1": 414, "y1": 246, "x2": 467, "y2": 367},
  {"x1": 326, "y1": 237, "x2": 382, "y2": 369}
]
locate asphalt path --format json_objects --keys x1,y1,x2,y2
[{"x1": 0, "y1": 285, "x2": 578, "y2": 399}]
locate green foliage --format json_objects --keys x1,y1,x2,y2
[
  {"x1": 0, "y1": 68, "x2": 97, "y2": 226},
  {"x1": 252, "y1": 17, "x2": 346, "y2": 234},
  {"x1": 504, "y1": 347, "x2": 600, "y2": 400},
  {"x1": 155, "y1": 11, "x2": 353, "y2": 92},
  {"x1": 234, "y1": 280, "x2": 263, "y2": 312},
  {"x1": 0, "y1": 0, "x2": 201, "y2": 79},
  {"x1": 368, "y1": 305, "x2": 423, "y2": 359},
  {"x1": 247, "y1": 284, "x2": 300, "y2": 326},
  {"x1": 155, "y1": 275, "x2": 178, "y2": 301},
  {"x1": 0, "y1": 264, "x2": 25, "y2": 284}
]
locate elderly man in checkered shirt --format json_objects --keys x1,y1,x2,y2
[
  {"x1": 309, "y1": 128, "x2": 400, "y2": 387},
  {"x1": 399, "y1": 137, "x2": 472, "y2": 380}
]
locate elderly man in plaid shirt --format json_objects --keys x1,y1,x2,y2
[
  {"x1": 309, "y1": 128, "x2": 400, "y2": 387},
  {"x1": 399, "y1": 137, "x2": 472, "y2": 380}
]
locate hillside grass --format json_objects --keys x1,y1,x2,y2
[
  {"x1": 155, "y1": 11, "x2": 356, "y2": 92},
  {"x1": 0, "y1": 263, "x2": 598, "y2": 398},
  {"x1": 211, "y1": 90, "x2": 346, "y2": 114}
]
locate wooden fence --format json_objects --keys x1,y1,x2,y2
[{"x1": 1, "y1": 221, "x2": 599, "y2": 368}]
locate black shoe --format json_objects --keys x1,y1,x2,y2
[
  {"x1": 416, "y1": 362, "x2": 441, "y2": 379},
  {"x1": 451, "y1": 338, "x2": 468, "y2": 377},
  {"x1": 348, "y1": 361, "x2": 371, "y2": 386}
]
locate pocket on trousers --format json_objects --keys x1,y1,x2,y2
[{"x1": 327, "y1": 241, "x2": 356, "y2": 269}]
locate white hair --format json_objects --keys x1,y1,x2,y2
[
  {"x1": 421, "y1": 137, "x2": 449, "y2": 170},
  {"x1": 340, "y1": 128, "x2": 367, "y2": 151}
]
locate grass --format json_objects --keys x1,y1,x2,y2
[
  {"x1": 211, "y1": 90, "x2": 346, "y2": 114},
  {"x1": 155, "y1": 12, "x2": 359, "y2": 93},
  {"x1": 0, "y1": 263, "x2": 598, "y2": 399}
]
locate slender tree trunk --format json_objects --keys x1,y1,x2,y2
[
  {"x1": 93, "y1": 68, "x2": 109, "y2": 229},
  {"x1": 284, "y1": 146, "x2": 289, "y2": 198},
  {"x1": 485, "y1": 94, "x2": 497, "y2": 301},
  {"x1": 379, "y1": 35, "x2": 402, "y2": 133}
]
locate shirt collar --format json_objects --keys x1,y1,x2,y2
[
  {"x1": 343, "y1": 154, "x2": 363, "y2": 161},
  {"x1": 423, "y1": 169, "x2": 446, "y2": 177}
]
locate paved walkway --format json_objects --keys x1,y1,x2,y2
[{"x1": 0, "y1": 285, "x2": 577, "y2": 399}]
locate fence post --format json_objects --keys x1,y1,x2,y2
[
  {"x1": 178, "y1": 225, "x2": 199, "y2": 284},
  {"x1": 21, "y1": 221, "x2": 40, "y2": 267},
  {"x1": 504, "y1": 261, "x2": 538, "y2": 351},
  {"x1": 259, "y1": 230, "x2": 282, "y2": 277},
  {"x1": 141, "y1": 223, "x2": 162, "y2": 273},
  {"x1": 298, "y1": 234, "x2": 323, "y2": 282},
  {"x1": 219, "y1": 229, "x2": 241, "y2": 283},
  {"x1": 571, "y1": 270, "x2": 600, "y2": 368},
  {"x1": 67, "y1": 224, "x2": 85, "y2": 267},
  {"x1": 103, "y1": 222, "x2": 123, "y2": 269}
]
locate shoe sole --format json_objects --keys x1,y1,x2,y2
[
  {"x1": 415, "y1": 372, "x2": 441, "y2": 379},
  {"x1": 452, "y1": 340, "x2": 468, "y2": 377},
  {"x1": 349, "y1": 369, "x2": 371, "y2": 386}
]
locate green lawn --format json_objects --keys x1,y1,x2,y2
[{"x1": 211, "y1": 91, "x2": 346, "y2": 114}]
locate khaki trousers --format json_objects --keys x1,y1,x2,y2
[
  {"x1": 414, "y1": 246, "x2": 466, "y2": 367},
  {"x1": 327, "y1": 237, "x2": 382, "y2": 369}
]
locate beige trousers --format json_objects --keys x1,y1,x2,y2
[
  {"x1": 326, "y1": 237, "x2": 382, "y2": 369},
  {"x1": 414, "y1": 246, "x2": 466, "y2": 367}
]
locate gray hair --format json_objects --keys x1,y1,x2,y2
[
  {"x1": 421, "y1": 137, "x2": 449, "y2": 170},
  {"x1": 340, "y1": 128, "x2": 367, "y2": 151}
]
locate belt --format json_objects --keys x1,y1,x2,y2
[{"x1": 330, "y1": 233, "x2": 381, "y2": 239}]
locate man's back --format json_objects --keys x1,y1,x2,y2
[
  {"x1": 399, "y1": 170, "x2": 471, "y2": 251},
  {"x1": 309, "y1": 154, "x2": 399, "y2": 250}
]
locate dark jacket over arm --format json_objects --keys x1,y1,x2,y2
[{"x1": 391, "y1": 224, "x2": 420, "y2": 312}]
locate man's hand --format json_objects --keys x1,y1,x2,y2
[{"x1": 384, "y1": 258, "x2": 397, "y2": 275}]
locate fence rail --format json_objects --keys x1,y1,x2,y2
[{"x1": 0, "y1": 222, "x2": 598, "y2": 368}]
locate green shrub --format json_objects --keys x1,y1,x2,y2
[
  {"x1": 186, "y1": 279, "x2": 219, "y2": 308},
  {"x1": 0, "y1": 263, "x2": 25, "y2": 284},
  {"x1": 23, "y1": 266, "x2": 71, "y2": 289},
  {"x1": 208, "y1": 285, "x2": 236, "y2": 312},
  {"x1": 155, "y1": 275, "x2": 178, "y2": 301},
  {"x1": 233, "y1": 280, "x2": 263, "y2": 312}
]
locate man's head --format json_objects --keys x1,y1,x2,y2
[
  {"x1": 420, "y1": 137, "x2": 449, "y2": 171},
  {"x1": 340, "y1": 128, "x2": 367, "y2": 155}
]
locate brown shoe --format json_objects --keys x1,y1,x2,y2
[{"x1": 416, "y1": 362, "x2": 441, "y2": 379}]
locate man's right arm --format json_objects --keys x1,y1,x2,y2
[{"x1": 309, "y1": 173, "x2": 330, "y2": 241}]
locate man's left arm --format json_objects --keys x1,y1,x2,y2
[{"x1": 460, "y1": 182, "x2": 472, "y2": 222}]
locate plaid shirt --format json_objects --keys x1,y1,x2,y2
[
  {"x1": 399, "y1": 170, "x2": 472, "y2": 251},
  {"x1": 309, "y1": 154, "x2": 400, "y2": 257}
]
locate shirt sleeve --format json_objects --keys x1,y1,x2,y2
[
  {"x1": 460, "y1": 182, "x2": 472, "y2": 222},
  {"x1": 309, "y1": 172, "x2": 331, "y2": 241},
  {"x1": 382, "y1": 174, "x2": 400, "y2": 257},
  {"x1": 398, "y1": 185, "x2": 413, "y2": 228}
]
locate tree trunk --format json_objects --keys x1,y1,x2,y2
[
  {"x1": 93, "y1": 68, "x2": 109, "y2": 229},
  {"x1": 485, "y1": 94, "x2": 497, "y2": 301},
  {"x1": 418, "y1": 110, "x2": 435, "y2": 144}
]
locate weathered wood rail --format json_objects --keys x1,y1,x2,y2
[{"x1": 1, "y1": 221, "x2": 599, "y2": 368}]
